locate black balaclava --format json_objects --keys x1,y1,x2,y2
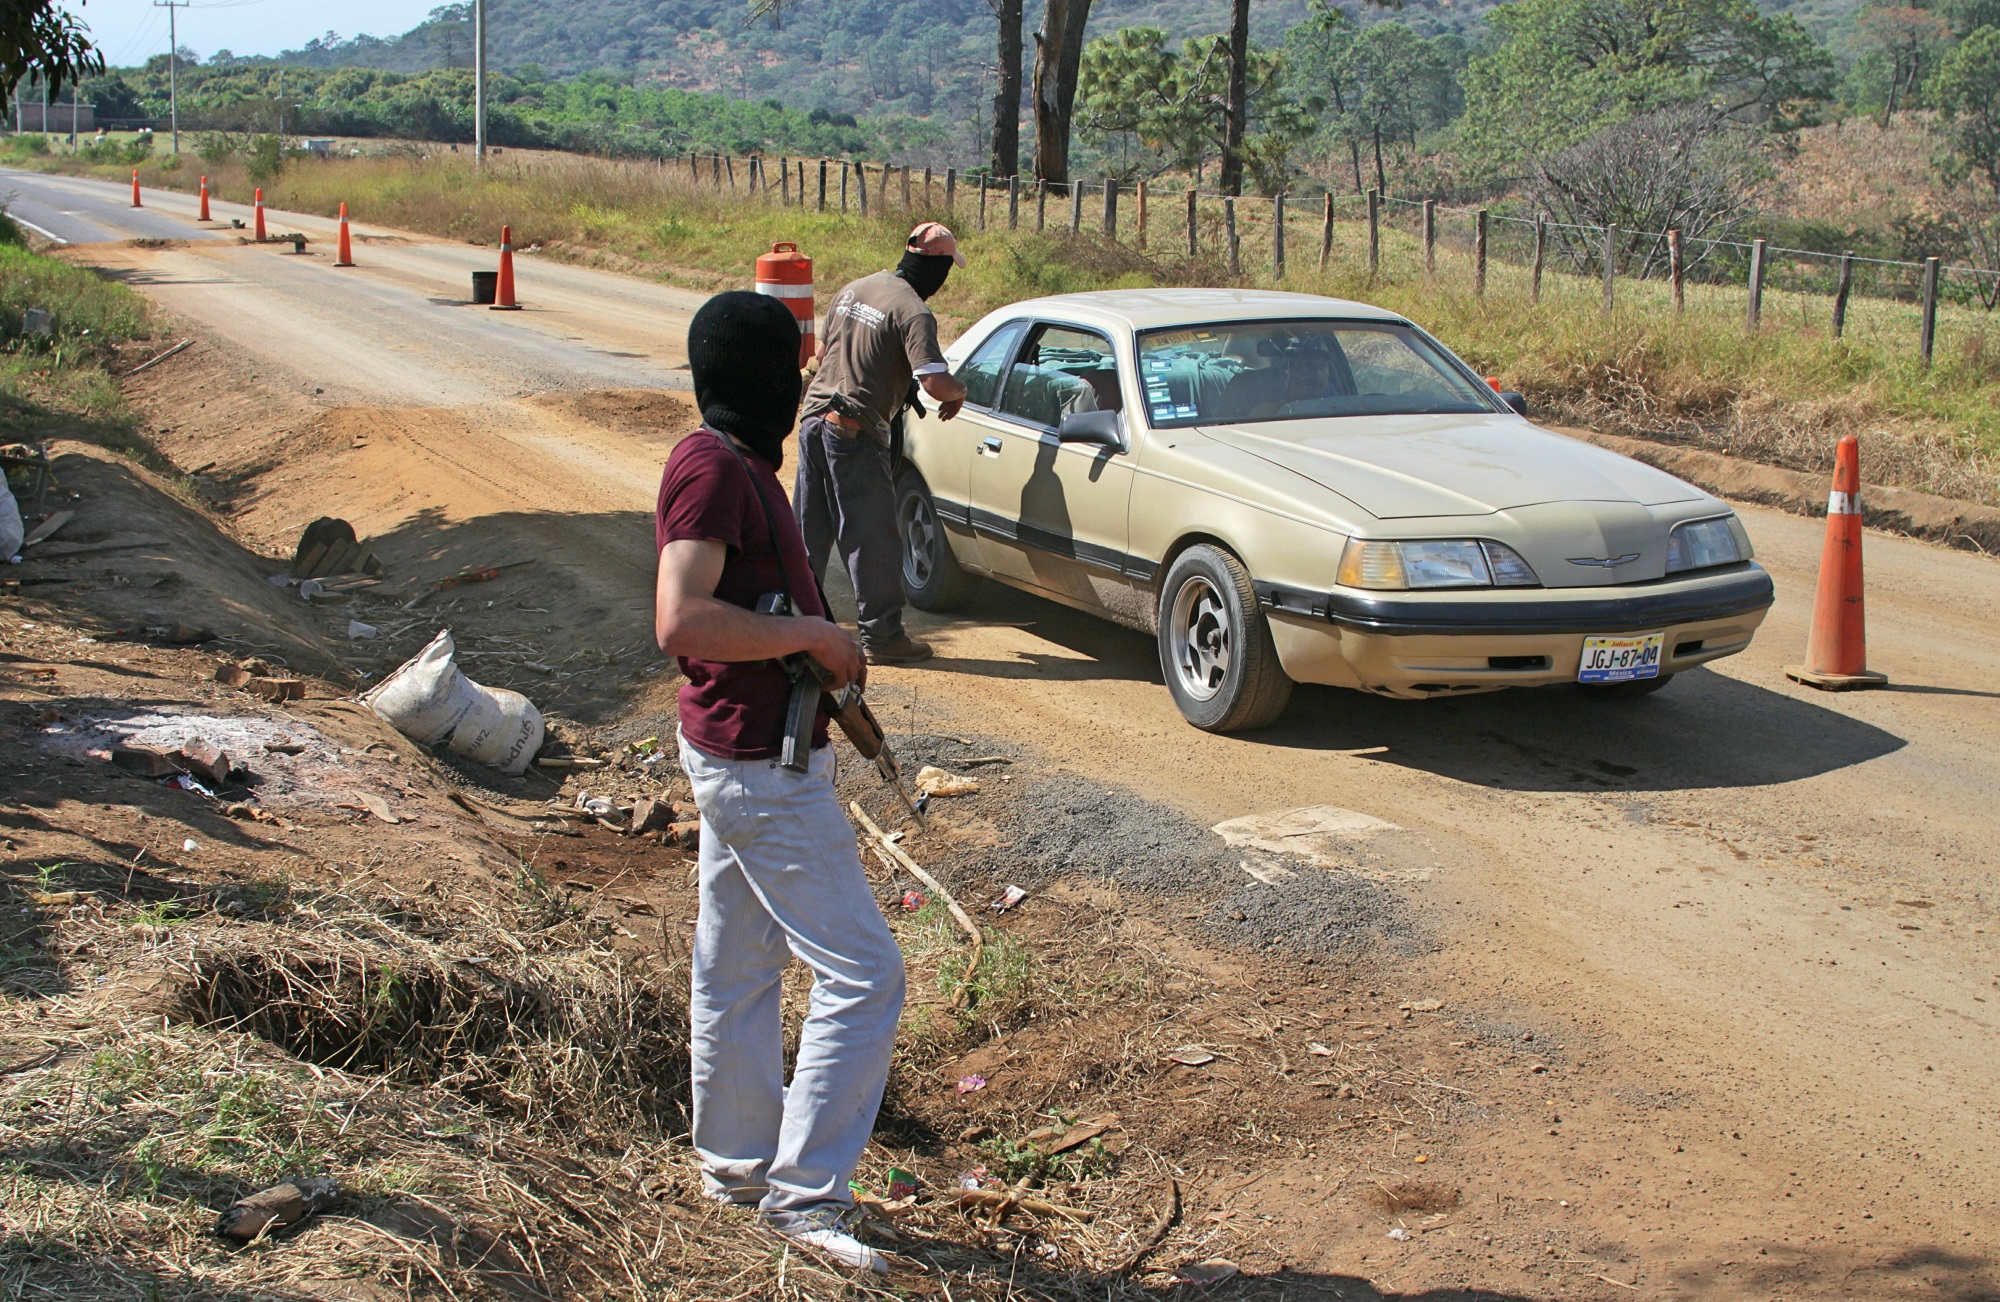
[
  {"x1": 687, "y1": 290, "x2": 803, "y2": 466},
  {"x1": 895, "y1": 251, "x2": 954, "y2": 300}
]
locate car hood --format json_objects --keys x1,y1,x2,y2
[{"x1": 1199, "y1": 414, "x2": 1706, "y2": 520}]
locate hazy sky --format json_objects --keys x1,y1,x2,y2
[{"x1": 64, "y1": 0, "x2": 426, "y2": 66}]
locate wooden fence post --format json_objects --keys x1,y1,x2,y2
[
  {"x1": 818, "y1": 160, "x2": 828, "y2": 212},
  {"x1": 1225, "y1": 196, "x2": 1240, "y2": 275},
  {"x1": 1037, "y1": 182, "x2": 1048, "y2": 232},
  {"x1": 1366, "y1": 188, "x2": 1380, "y2": 278},
  {"x1": 1920, "y1": 255, "x2": 1940, "y2": 367},
  {"x1": 1474, "y1": 208, "x2": 1488, "y2": 297},
  {"x1": 1833, "y1": 250, "x2": 1853, "y2": 339},
  {"x1": 901, "y1": 165, "x2": 912, "y2": 209},
  {"x1": 1103, "y1": 176, "x2": 1117, "y2": 238},
  {"x1": 1069, "y1": 179, "x2": 1083, "y2": 235},
  {"x1": 689, "y1": 153, "x2": 700, "y2": 182},
  {"x1": 1602, "y1": 224, "x2": 1617, "y2": 313},
  {"x1": 1533, "y1": 216, "x2": 1547, "y2": 305},
  {"x1": 1422, "y1": 199, "x2": 1436, "y2": 276},
  {"x1": 1008, "y1": 175, "x2": 1020, "y2": 229},
  {"x1": 1186, "y1": 187, "x2": 1198, "y2": 258},
  {"x1": 779, "y1": 157, "x2": 790, "y2": 204},
  {"x1": 1668, "y1": 229, "x2": 1683, "y2": 313},
  {"x1": 1747, "y1": 237, "x2": 1767, "y2": 331},
  {"x1": 925, "y1": 166, "x2": 934, "y2": 207},
  {"x1": 1273, "y1": 193, "x2": 1286, "y2": 279},
  {"x1": 977, "y1": 176, "x2": 988, "y2": 230},
  {"x1": 839, "y1": 161, "x2": 849, "y2": 212},
  {"x1": 1320, "y1": 192, "x2": 1334, "y2": 272},
  {"x1": 857, "y1": 163, "x2": 869, "y2": 216},
  {"x1": 1137, "y1": 180, "x2": 1148, "y2": 249},
  {"x1": 711, "y1": 154, "x2": 723, "y2": 190},
  {"x1": 944, "y1": 166, "x2": 956, "y2": 214}
]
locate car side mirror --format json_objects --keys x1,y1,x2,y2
[
  {"x1": 1499, "y1": 390, "x2": 1528, "y2": 417},
  {"x1": 1057, "y1": 408, "x2": 1122, "y2": 448}
]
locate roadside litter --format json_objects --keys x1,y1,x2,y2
[
  {"x1": 915, "y1": 766, "x2": 980, "y2": 797},
  {"x1": 988, "y1": 884, "x2": 1027, "y2": 913},
  {"x1": 215, "y1": 1175, "x2": 339, "y2": 1240},
  {"x1": 363, "y1": 630, "x2": 544, "y2": 775},
  {"x1": 290, "y1": 517, "x2": 384, "y2": 582},
  {"x1": 404, "y1": 558, "x2": 535, "y2": 609},
  {"x1": 215, "y1": 659, "x2": 306, "y2": 703}
]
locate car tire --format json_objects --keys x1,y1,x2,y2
[
  {"x1": 896, "y1": 470, "x2": 980, "y2": 611},
  {"x1": 1579, "y1": 673, "x2": 1674, "y2": 698},
  {"x1": 1157, "y1": 544, "x2": 1294, "y2": 732}
]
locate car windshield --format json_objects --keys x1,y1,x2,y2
[{"x1": 1135, "y1": 319, "x2": 1496, "y2": 427}]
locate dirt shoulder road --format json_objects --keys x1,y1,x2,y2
[{"x1": 18, "y1": 166, "x2": 2000, "y2": 1298}]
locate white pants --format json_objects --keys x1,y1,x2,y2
[{"x1": 678, "y1": 733, "x2": 907, "y2": 1215}]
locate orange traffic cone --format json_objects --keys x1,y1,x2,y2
[
  {"x1": 491, "y1": 224, "x2": 521, "y2": 310},
  {"x1": 254, "y1": 188, "x2": 267, "y2": 242},
  {"x1": 334, "y1": 202, "x2": 355, "y2": 267},
  {"x1": 131, "y1": 170, "x2": 142, "y2": 208},
  {"x1": 1785, "y1": 435, "x2": 1888, "y2": 690},
  {"x1": 198, "y1": 175, "x2": 211, "y2": 222}
]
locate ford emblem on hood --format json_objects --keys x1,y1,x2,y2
[{"x1": 1568, "y1": 553, "x2": 1644, "y2": 568}]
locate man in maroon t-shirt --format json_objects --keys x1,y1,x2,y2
[{"x1": 654, "y1": 291, "x2": 905, "y2": 1276}]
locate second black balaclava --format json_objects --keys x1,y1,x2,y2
[
  {"x1": 686, "y1": 289, "x2": 803, "y2": 465},
  {"x1": 896, "y1": 251, "x2": 954, "y2": 300}
]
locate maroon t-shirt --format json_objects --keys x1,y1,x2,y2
[{"x1": 656, "y1": 430, "x2": 831, "y2": 760}]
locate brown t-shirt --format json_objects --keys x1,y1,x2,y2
[{"x1": 802, "y1": 270, "x2": 946, "y2": 445}]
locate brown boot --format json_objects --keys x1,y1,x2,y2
[{"x1": 864, "y1": 632, "x2": 933, "y2": 666}]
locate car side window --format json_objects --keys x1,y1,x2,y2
[
  {"x1": 996, "y1": 324, "x2": 1120, "y2": 430},
  {"x1": 954, "y1": 321, "x2": 1025, "y2": 411}
]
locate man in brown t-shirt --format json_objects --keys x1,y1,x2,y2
[{"x1": 795, "y1": 222, "x2": 969, "y2": 665}]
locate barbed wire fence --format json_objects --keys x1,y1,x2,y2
[{"x1": 635, "y1": 149, "x2": 1997, "y2": 368}]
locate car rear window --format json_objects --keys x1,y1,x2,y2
[{"x1": 1136, "y1": 320, "x2": 1494, "y2": 428}]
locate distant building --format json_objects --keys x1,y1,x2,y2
[{"x1": 12, "y1": 102, "x2": 96, "y2": 134}]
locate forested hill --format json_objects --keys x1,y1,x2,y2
[{"x1": 253, "y1": 0, "x2": 1456, "y2": 119}]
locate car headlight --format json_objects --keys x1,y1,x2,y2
[
  {"x1": 1337, "y1": 539, "x2": 1541, "y2": 591},
  {"x1": 1665, "y1": 516, "x2": 1752, "y2": 574}
]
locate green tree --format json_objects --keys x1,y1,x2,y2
[
  {"x1": 1930, "y1": 25, "x2": 2000, "y2": 303},
  {"x1": 1077, "y1": 27, "x2": 1315, "y2": 188},
  {"x1": 1285, "y1": 5, "x2": 1465, "y2": 193},
  {"x1": 3, "y1": 0, "x2": 103, "y2": 114},
  {"x1": 1456, "y1": 0, "x2": 1832, "y2": 177}
]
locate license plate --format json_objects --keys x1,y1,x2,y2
[{"x1": 1578, "y1": 632, "x2": 1664, "y2": 683}]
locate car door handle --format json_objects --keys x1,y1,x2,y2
[{"x1": 980, "y1": 436, "x2": 1003, "y2": 454}]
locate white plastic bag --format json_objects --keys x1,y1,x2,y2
[
  {"x1": 0, "y1": 481, "x2": 21, "y2": 561},
  {"x1": 363, "y1": 630, "x2": 545, "y2": 775}
]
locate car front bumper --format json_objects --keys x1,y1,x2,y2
[{"x1": 1259, "y1": 563, "x2": 1774, "y2": 697}]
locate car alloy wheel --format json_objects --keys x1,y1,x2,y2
[
  {"x1": 1155, "y1": 544, "x2": 1293, "y2": 732},
  {"x1": 1168, "y1": 576, "x2": 1231, "y2": 702},
  {"x1": 895, "y1": 470, "x2": 980, "y2": 611}
]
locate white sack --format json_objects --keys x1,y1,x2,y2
[{"x1": 363, "y1": 629, "x2": 544, "y2": 775}]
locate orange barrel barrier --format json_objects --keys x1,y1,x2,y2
[
  {"x1": 491, "y1": 224, "x2": 522, "y2": 310},
  {"x1": 755, "y1": 242, "x2": 815, "y2": 366},
  {"x1": 254, "y1": 188, "x2": 267, "y2": 242},
  {"x1": 334, "y1": 202, "x2": 355, "y2": 267},
  {"x1": 1785, "y1": 435, "x2": 1888, "y2": 690},
  {"x1": 198, "y1": 175, "x2": 210, "y2": 221},
  {"x1": 131, "y1": 170, "x2": 142, "y2": 208}
]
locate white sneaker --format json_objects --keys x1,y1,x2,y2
[{"x1": 761, "y1": 1209, "x2": 889, "y2": 1275}]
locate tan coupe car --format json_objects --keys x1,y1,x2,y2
[{"x1": 895, "y1": 289, "x2": 1773, "y2": 731}]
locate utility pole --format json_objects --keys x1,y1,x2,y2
[
  {"x1": 154, "y1": 0, "x2": 189, "y2": 153},
  {"x1": 276, "y1": 68, "x2": 284, "y2": 137},
  {"x1": 473, "y1": 0, "x2": 487, "y2": 165}
]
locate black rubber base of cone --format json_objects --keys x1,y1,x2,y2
[
  {"x1": 1784, "y1": 665, "x2": 1889, "y2": 691},
  {"x1": 488, "y1": 304, "x2": 523, "y2": 311}
]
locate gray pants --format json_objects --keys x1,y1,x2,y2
[
  {"x1": 678, "y1": 733, "x2": 907, "y2": 1215},
  {"x1": 794, "y1": 415, "x2": 906, "y2": 645}
]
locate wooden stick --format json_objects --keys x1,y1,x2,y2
[
  {"x1": 1832, "y1": 249, "x2": 1852, "y2": 338},
  {"x1": 1116, "y1": 1178, "x2": 1180, "y2": 1273},
  {"x1": 946, "y1": 1189, "x2": 1092, "y2": 1223},
  {"x1": 121, "y1": 338, "x2": 193, "y2": 377},
  {"x1": 851, "y1": 802, "x2": 983, "y2": 995}
]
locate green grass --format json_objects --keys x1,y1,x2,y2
[{"x1": 13, "y1": 144, "x2": 1999, "y2": 501}]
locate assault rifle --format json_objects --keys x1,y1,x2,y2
[{"x1": 756, "y1": 593, "x2": 925, "y2": 827}]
